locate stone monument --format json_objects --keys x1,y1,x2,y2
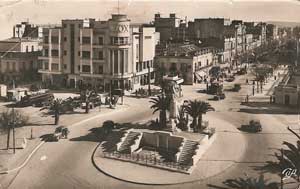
[{"x1": 163, "y1": 75, "x2": 184, "y2": 132}]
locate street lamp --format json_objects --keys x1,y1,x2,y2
[{"x1": 147, "y1": 63, "x2": 151, "y2": 96}]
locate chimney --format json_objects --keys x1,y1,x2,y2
[{"x1": 155, "y1": 13, "x2": 160, "y2": 19}]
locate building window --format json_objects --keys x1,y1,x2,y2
[
  {"x1": 99, "y1": 51, "x2": 103, "y2": 60},
  {"x1": 6, "y1": 62, "x2": 9, "y2": 72},
  {"x1": 114, "y1": 50, "x2": 118, "y2": 74},
  {"x1": 145, "y1": 36, "x2": 152, "y2": 39},
  {"x1": 31, "y1": 45, "x2": 34, "y2": 52},
  {"x1": 51, "y1": 36, "x2": 59, "y2": 44},
  {"x1": 44, "y1": 36, "x2": 49, "y2": 44},
  {"x1": 64, "y1": 64, "x2": 67, "y2": 69},
  {"x1": 78, "y1": 24, "x2": 82, "y2": 28},
  {"x1": 51, "y1": 49, "x2": 59, "y2": 57},
  {"x1": 63, "y1": 24, "x2": 67, "y2": 28},
  {"x1": 44, "y1": 62, "x2": 49, "y2": 70},
  {"x1": 64, "y1": 50, "x2": 67, "y2": 56},
  {"x1": 26, "y1": 46, "x2": 28, "y2": 52},
  {"x1": 136, "y1": 63, "x2": 138, "y2": 72},
  {"x1": 82, "y1": 37, "x2": 91, "y2": 44},
  {"x1": 136, "y1": 44, "x2": 139, "y2": 59},
  {"x1": 51, "y1": 63, "x2": 59, "y2": 71},
  {"x1": 82, "y1": 51, "x2": 90, "y2": 59},
  {"x1": 12, "y1": 62, "x2": 16, "y2": 72},
  {"x1": 78, "y1": 65, "x2": 80, "y2": 71},
  {"x1": 98, "y1": 37, "x2": 103, "y2": 45},
  {"x1": 78, "y1": 51, "x2": 80, "y2": 56},
  {"x1": 64, "y1": 37, "x2": 67, "y2": 42},
  {"x1": 110, "y1": 37, "x2": 129, "y2": 45},
  {"x1": 82, "y1": 65, "x2": 90, "y2": 72},
  {"x1": 44, "y1": 49, "x2": 49, "y2": 56},
  {"x1": 99, "y1": 65, "x2": 103, "y2": 74},
  {"x1": 38, "y1": 62, "x2": 43, "y2": 69},
  {"x1": 78, "y1": 37, "x2": 80, "y2": 42}
]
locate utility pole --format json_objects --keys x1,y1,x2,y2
[
  {"x1": 12, "y1": 107, "x2": 16, "y2": 154},
  {"x1": 280, "y1": 148, "x2": 284, "y2": 189},
  {"x1": 148, "y1": 64, "x2": 151, "y2": 96}
]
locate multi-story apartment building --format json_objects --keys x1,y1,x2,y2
[
  {"x1": 244, "y1": 22, "x2": 267, "y2": 45},
  {"x1": 266, "y1": 24, "x2": 279, "y2": 40},
  {"x1": 38, "y1": 14, "x2": 159, "y2": 91},
  {"x1": 154, "y1": 13, "x2": 187, "y2": 43},
  {"x1": 0, "y1": 38, "x2": 40, "y2": 83},
  {"x1": 155, "y1": 44, "x2": 215, "y2": 85}
]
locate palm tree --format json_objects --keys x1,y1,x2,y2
[
  {"x1": 221, "y1": 175, "x2": 279, "y2": 189},
  {"x1": 50, "y1": 99, "x2": 63, "y2": 125},
  {"x1": 185, "y1": 100, "x2": 214, "y2": 132},
  {"x1": 0, "y1": 109, "x2": 28, "y2": 149},
  {"x1": 149, "y1": 95, "x2": 170, "y2": 129}
]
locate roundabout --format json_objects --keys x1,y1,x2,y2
[{"x1": 92, "y1": 114, "x2": 247, "y2": 185}]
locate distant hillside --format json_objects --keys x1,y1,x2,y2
[{"x1": 267, "y1": 21, "x2": 300, "y2": 28}]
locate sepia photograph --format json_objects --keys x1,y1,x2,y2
[{"x1": 0, "y1": 0, "x2": 300, "y2": 188}]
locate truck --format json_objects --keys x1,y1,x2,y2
[{"x1": 16, "y1": 93, "x2": 54, "y2": 107}]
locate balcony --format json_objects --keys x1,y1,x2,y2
[
  {"x1": 93, "y1": 58, "x2": 104, "y2": 63},
  {"x1": 38, "y1": 56, "x2": 49, "y2": 60},
  {"x1": 38, "y1": 69, "x2": 62, "y2": 74},
  {"x1": 93, "y1": 43, "x2": 104, "y2": 48}
]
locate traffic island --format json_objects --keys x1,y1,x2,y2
[{"x1": 92, "y1": 114, "x2": 247, "y2": 185}]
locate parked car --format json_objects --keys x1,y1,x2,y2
[
  {"x1": 50, "y1": 126, "x2": 70, "y2": 141},
  {"x1": 212, "y1": 93, "x2": 226, "y2": 101},
  {"x1": 241, "y1": 120, "x2": 262, "y2": 133},
  {"x1": 226, "y1": 76, "x2": 235, "y2": 82}
]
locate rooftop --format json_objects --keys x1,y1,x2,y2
[{"x1": 160, "y1": 44, "x2": 214, "y2": 57}]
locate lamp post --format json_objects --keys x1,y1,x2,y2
[
  {"x1": 12, "y1": 107, "x2": 16, "y2": 154},
  {"x1": 148, "y1": 64, "x2": 151, "y2": 96}
]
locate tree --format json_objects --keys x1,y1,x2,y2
[
  {"x1": 80, "y1": 89, "x2": 95, "y2": 113},
  {"x1": 149, "y1": 95, "x2": 170, "y2": 129},
  {"x1": 49, "y1": 99, "x2": 64, "y2": 125},
  {"x1": 262, "y1": 127, "x2": 300, "y2": 182},
  {"x1": 221, "y1": 175, "x2": 278, "y2": 189},
  {"x1": 273, "y1": 127, "x2": 300, "y2": 182},
  {"x1": 0, "y1": 109, "x2": 28, "y2": 149},
  {"x1": 185, "y1": 100, "x2": 214, "y2": 132}
]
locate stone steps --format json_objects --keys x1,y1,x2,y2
[
  {"x1": 178, "y1": 140, "x2": 198, "y2": 165},
  {"x1": 118, "y1": 132, "x2": 141, "y2": 153}
]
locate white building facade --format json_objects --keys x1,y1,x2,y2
[{"x1": 39, "y1": 14, "x2": 159, "y2": 91}]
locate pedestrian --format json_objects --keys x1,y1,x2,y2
[{"x1": 270, "y1": 95, "x2": 272, "y2": 104}]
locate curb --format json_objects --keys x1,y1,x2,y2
[
  {"x1": 91, "y1": 126, "x2": 247, "y2": 185},
  {"x1": 0, "y1": 104, "x2": 130, "y2": 175},
  {"x1": 0, "y1": 140, "x2": 45, "y2": 175}
]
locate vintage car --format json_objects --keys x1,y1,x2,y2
[
  {"x1": 241, "y1": 120, "x2": 262, "y2": 133},
  {"x1": 51, "y1": 126, "x2": 70, "y2": 141}
]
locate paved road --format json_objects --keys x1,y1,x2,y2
[{"x1": 3, "y1": 72, "x2": 300, "y2": 189}]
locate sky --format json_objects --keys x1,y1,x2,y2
[{"x1": 0, "y1": 0, "x2": 300, "y2": 40}]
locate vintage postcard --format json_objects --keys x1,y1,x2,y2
[{"x1": 0, "y1": 0, "x2": 300, "y2": 188}]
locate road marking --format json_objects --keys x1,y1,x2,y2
[{"x1": 40, "y1": 155, "x2": 47, "y2": 161}]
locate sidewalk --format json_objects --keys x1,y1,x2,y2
[{"x1": 0, "y1": 100, "x2": 130, "y2": 177}]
